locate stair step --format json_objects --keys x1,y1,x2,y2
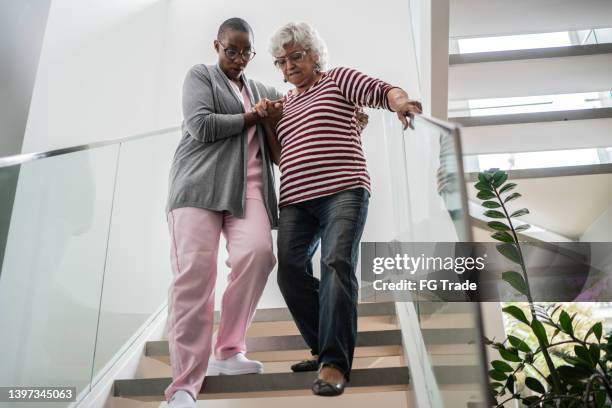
[
  {"x1": 147, "y1": 330, "x2": 402, "y2": 365},
  {"x1": 450, "y1": 43, "x2": 612, "y2": 65},
  {"x1": 224, "y1": 302, "x2": 397, "y2": 324},
  {"x1": 217, "y1": 301, "x2": 474, "y2": 324},
  {"x1": 146, "y1": 328, "x2": 477, "y2": 366},
  {"x1": 453, "y1": 107, "x2": 612, "y2": 127},
  {"x1": 114, "y1": 367, "x2": 411, "y2": 401},
  {"x1": 241, "y1": 314, "x2": 397, "y2": 337},
  {"x1": 113, "y1": 364, "x2": 483, "y2": 401}
]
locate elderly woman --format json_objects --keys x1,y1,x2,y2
[{"x1": 262, "y1": 22, "x2": 422, "y2": 396}]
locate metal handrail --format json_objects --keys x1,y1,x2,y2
[
  {"x1": 414, "y1": 112, "x2": 461, "y2": 133},
  {"x1": 0, "y1": 126, "x2": 181, "y2": 168},
  {"x1": 0, "y1": 113, "x2": 459, "y2": 169}
]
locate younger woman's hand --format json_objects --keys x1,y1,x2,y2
[
  {"x1": 263, "y1": 99, "x2": 284, "y2": 127},
  {"x1": 253, "y1": 99, "x2": 270, "y2": 118}
]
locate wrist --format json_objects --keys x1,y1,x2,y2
[{"x1": 245, "y1": 110, "x2": 261, "y2": 126}]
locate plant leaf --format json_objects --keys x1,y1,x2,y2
[
  {"x1": 508, "y1": 335, "x2": 531, "y2": 353},
  {"x1": 499, "y1": 183, "x2": 517, "y2": 194},
  {"x1": 514, "y1": 224, "x2": 531, "y2": 232},
  {"x1": 559, "y1": 310, "x2": 573, "y2": 336},
  {"x1": 491, "y1": 360, "x2": 514, "y2": 372},
  {"x1": 477, "y1": 190, "x2": 496, "y2": 200},
  {"x1": 497, "y1": 242, "x2": 521, "y2": 264},
  {"x1": 593, "y1": 322, "x2": 602, "y2": 341},
  {"x1": 503, "y1": 271, "x2": 528, "y2": 296},
  {"x1": 482, "y1": 200, "x2": 501, "y2": 208},
  {"x1": 589, "y1": 344, "x2": 600, "y2": 364},
  {"x1": 502, "y1": 305, "x2": 530, "y2": 325},
  {"x1": 525, "y1": 377, "x2": 546, "y2": 394},
  {"x1": 499, "y1": 347, "x2": 522, "y2": 362},
  {"x1": 510, "y1": 208, "x2": 529, "y2": 218},
  {"x1": 489, "y1": 369, "x2": 507, "y2": 381},
  {"x1": 484, "y1": 210, "x2": 506, "y2": 219},
  {"x1": 531, "y1": 319, "x2": 549, "y2": 347},
  {"x1": 479, "y1": 172, "x2": 492, "y2": 184},
  {"x1": 594, "y1": 390, "x2": 606, "y2": 408},
  {"x1": 488, "y1": 221, "x2": 510, "y2": 231},
  {"x1": 504, "y1": 192, "x2": 521, "y2": 203},
  {"x1": 474, "y1": 181, "x2": 493, "y2": 191},
  {"x1": 522, "y1": 396, "x2": 540, "y2": 406},
  {"x1": 491, "y1": 231, "x2": 514, "y2": 243},
  {"x1": 492, "y1": 171, "x2": 508, "y2": 188},
  {"x1": 574, "y1": 345, "x2": 594, "y2": 367},
  {"x1": 557, "y1": 365, "x2": 591, "y2": 384}
]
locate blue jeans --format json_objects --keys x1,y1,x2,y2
[{"x1": 277, "y1": 187, "x2": 370, "y2": 381}]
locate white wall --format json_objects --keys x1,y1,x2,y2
[
  {"x1": 581, "y1": 204, "x2": 612, "y2": 242},
  {"x1": 22, "y1": 0, "x2": 420, "y2": 311},
  {"x1": 23, "y1": 0, "x2": 419, "y2": 153},
  {"x1": 22, "y1": 0, "x2": 170, "y2": 153}
]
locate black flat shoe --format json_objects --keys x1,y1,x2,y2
[
  {"x1": 311, "y1": 378, "x2": 346, "y2": 396},
  {"x1": 290, "y1": 359, "x2": 318, "y2": 372}
]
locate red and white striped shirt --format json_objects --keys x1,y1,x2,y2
[{"x1": 276, "y1": 67, "x2": 395, "y2": 207}]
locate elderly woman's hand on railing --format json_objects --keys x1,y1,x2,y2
[{"x1": 386, "y1": 88, "x2": 423, "y2": 130}]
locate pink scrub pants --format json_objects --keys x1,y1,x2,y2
[{"x1": 163, "y1": 199, "x2": 275, "y2": 401}]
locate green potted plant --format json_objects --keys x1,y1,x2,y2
[{"x1": 475, "y1": 168, "x2": 612, "y2": 407}]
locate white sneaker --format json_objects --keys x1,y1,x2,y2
[
  {"x1": 206, "y1": 352, "x2": 264, "y2": 376},
  {"x1": 168, "y1": 389, "x2": 196, "y2": 408}
]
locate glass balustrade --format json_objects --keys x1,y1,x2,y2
[
  {"x1": 0, "y1": 128, "x2": 181, "y2": 407},
  {"x1": 377, "y1": 111, "x2": 489, "y2": 408}
]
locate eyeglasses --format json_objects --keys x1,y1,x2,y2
[
  {"x1": 273, "y1": 50, "x2": 308, "y2": 68},
  {"x1": 217, "y1": 41, "x2": 256, "y2": 62}
]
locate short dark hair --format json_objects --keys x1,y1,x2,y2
[{"x1": 217, "y1": 18, "x2": 254, "y2": 41}]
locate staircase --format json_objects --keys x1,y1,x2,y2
[
  {"x1": 446, "y1": 1, "x2": 612, "y2": 243},
  {"x1": 111, "y1": 302, "x2": 482, "y2": 406}
]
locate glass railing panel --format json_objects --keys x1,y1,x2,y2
[
  {"x1": 0, "y1": 146, "x2": 119, "y2": 407},
  {"x1": 380, "y1": 111, "x2": 489, "y2": 407},
  {"x1": 382, "y1": 114, "x2": 465, "y2": 242},
  {"x1": 92, "y1": 130, "x2": 181, "y2": 382}
]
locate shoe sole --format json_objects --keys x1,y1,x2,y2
[{"x1": 206, "y1": 366, "x2": 264, "y2": 376}]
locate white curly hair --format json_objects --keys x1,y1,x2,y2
[{"x1": 268, "y1": 22, "x2": 329, "y2": 71}]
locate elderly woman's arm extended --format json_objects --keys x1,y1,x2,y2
[
  {"x1": 386, "y1": 88, "x2": 423, "y2": 130},
  {"x1": 328, "y1": 67, "x2": 422, "y2": 129}
]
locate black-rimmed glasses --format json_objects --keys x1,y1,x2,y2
[{"x1": 217, "y1": 41, "x2": 256, "y2": 62}]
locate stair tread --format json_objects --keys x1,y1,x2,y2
[
  {"x1": 114, "y1": 367, "x2": 410, "y2": 398},
  {"x1": 215, "y1": 301, "x2": 474, "y2": 324},
  {"x1": 146, "y1": 328, "x2": 477, "y2": 357},
  {"x1": 113, "y1": 365, "x2": 483, "y2": 399},
  {"x1": 227, "y1": 302, "x2": 396, "y2": 324}
]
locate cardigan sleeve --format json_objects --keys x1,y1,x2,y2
[{"x1": 182, "y1": 65, "x2": 245, "y2": 143}]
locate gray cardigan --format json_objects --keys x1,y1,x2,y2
[{"x1": 166, "y1": 64, "x2": 283, "y2": 228}]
